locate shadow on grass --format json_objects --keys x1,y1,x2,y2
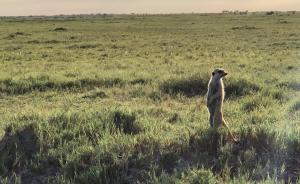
[
  {"x1": 0, "y1": 124, "x2": 58, "y2": 184},
  {"x1": 160, "y1": 75, "x2": 260, "y2": 98},
  {"x1": 110, "y1": 110, "x2": 142, "y2": 135},
  {"x1": 277, "y1": 81, "x2": 300, "y2": 91},
  {"x1": 0, "y1": 77, "x2": 124, "y2": 95},
  {"x1": 159, "y1": 75, "x2": 209, "y2": 97},
  {"x1": 68, "y1": 127, "x2": 299, "y2": 183},
  {"x1": 0, "y1": 120, "x2": 299, "y2": 183},
  {"x1": 0, "y1": 125, "x2": 39, "y2": 174}
]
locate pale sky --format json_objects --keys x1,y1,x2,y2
[{"x1": 0, "y1": 0, "x2": 299, "y2": 16}]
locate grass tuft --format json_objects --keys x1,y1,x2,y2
[
  {"x1": 225, "y1": 79, "x2": 260, "y2": 98},
  {"x1": 289, "y1": 101, "x2": 300, "y2": 113},
  {"x1": 232, "y1": 26, "x2": 257, "y2": 30},
  {"x1": 110, "y1": 109, "x2": 142, "y2": 135},
  {"x1": 130, "y1": 78, "x2": 150, "y2": 85},
  {"x1": 53, "y1": 27, "x2": 67, "y2": 31},
  {"x1": 242, "y1": 96, "x2": 271, "y2": 112},
  {"x1": 180, "y1": 168, "x2": 217, "y2": 184},
  {"x1": 83, "y1": 90, "x2": 107, "y2": 99},
  {"x1": 278, "y1": 81, "x2": 300, "y2": 91},
  {"x1": 159, "y1": 74, "x2": 209, "y2": 97}
]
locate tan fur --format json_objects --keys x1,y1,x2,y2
[{"x1": 207, "y1": 68, "x2": 238, "y2": 143}]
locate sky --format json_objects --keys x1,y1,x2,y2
[{"x1": 0, "y1": 0, "x2": 299, "y2": 16}]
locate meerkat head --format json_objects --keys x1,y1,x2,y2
[{"x1": 211, "y1": 68, "x2": 227, "y2": 80}]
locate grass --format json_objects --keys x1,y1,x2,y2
[{"x1": 0, "y1": 12, "x2": 299, "y2": 183}]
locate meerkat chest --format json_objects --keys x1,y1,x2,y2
[
  {"x1": 210, "y1": 81, "x2": 225, "y2": 103},
  {"x1": 210, "y1": 81, "x2": 223, "y2": 95},
  {"x1": 211, "y1": 84, "x2": 219, "y2": 95}
]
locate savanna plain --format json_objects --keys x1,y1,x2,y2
[{"x1": 0, "y1": 13, "x2": 299, "y2": 183}]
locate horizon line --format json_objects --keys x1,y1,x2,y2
[{"x1": 0, "y1": 10, "x2": 298, "y2": 18}]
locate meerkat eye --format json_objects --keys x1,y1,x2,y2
[{"x1": 212, "y1": 72, "x2": 215, "y2": 76}]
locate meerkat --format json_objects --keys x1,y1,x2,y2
[{"x1": 206, "y1": 68, "x2": 238, "y2": 143}]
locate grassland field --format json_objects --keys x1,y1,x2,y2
[{"x1": 0, "y1": 13, "x2": 299, "y2": 183}]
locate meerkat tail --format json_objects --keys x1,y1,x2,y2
[{"x1": 222, "y1": 119, "x2": 238, "y2": 142}]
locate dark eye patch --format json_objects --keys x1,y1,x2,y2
[{"x1": 212, "y1": 72, "x2": 215, "y2": 76}]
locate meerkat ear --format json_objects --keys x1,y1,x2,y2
[{"x1": 212, "y1": 72, "x2": 215, "y2": 76}]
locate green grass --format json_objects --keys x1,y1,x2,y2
[{"x1": 0, "y1": 13, "x2": 299, "y2": 183}]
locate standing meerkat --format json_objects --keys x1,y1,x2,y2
[{"x1": 206, "y1": 68, "x2": 238, "y2": 143}]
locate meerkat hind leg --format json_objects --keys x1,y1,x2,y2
[
  {"x1": 213, "y1": 110, "x2": 223, "y2": 128},
  {"x1": 208, "y1": 107, "x2": 215, "y2": 127},
  {"x1": 209, "y1": 114, "x2": 214, "y2": 127}
]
